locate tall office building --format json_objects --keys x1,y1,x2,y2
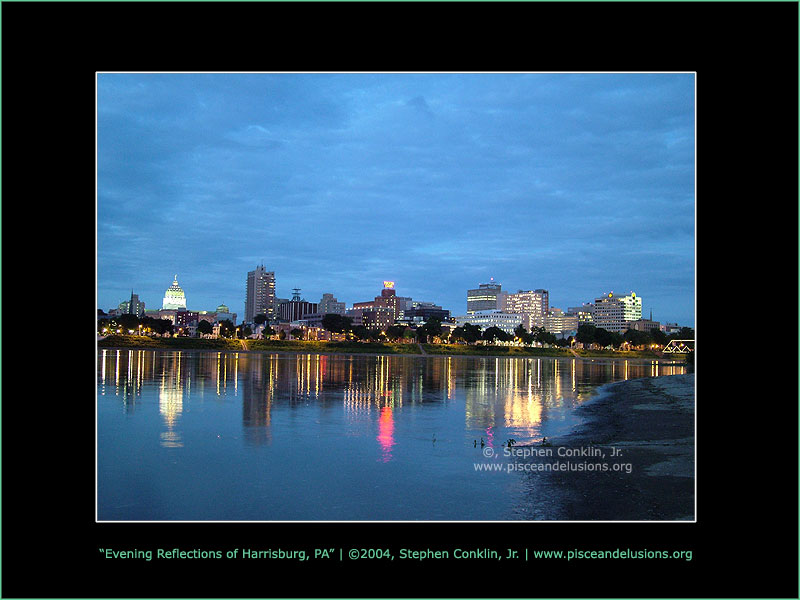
[
  {"x1": 349, "y1": 282, "x2": 401, "y2": 331},
  {"x1": 501, "y1": 289, "x2": 549, "y2": 330},
  {"x1": 128, "y1": 291, "x2": 145, "y2": 318},
  {"x1": 567, "y1": 303, "x2": 595, "y2": 324},
  {"x1": 402, "y1": 302, "x2": 451, "y2": 322},
  {"x1": 543, "y1": 308, "x2": 578, "y2": 335},
  {"x1": 318, "y1": 293, "x2": 346, "y2": 315},
  {"x1": 593, "y1": 291, "x2": 642, "y2": 332},
  {"x1": 467, "y1": 280, "x2": 506, "y2": 313},
  {"x1": 245, "y1": 265, "x2": 276, "y2": 323},
  {"x1": 278, "y1": 289, "x2": 318, "y2": 322},
  {"x1": 162, "y1": 275, "x2": 187, "y2": 310}
]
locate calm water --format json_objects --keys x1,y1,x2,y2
[{"x1": 97, "y1": 349, "x2": 684, "y2": 521}]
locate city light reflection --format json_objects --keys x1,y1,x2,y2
[
  {"x1": 377, "y1": 405, "x2": 395, "y2": 462},
  {"x1": 99, "y1": 351, "x2": 685, "y2": 454}
]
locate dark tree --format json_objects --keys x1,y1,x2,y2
[
  {"x1": 424, "y1": 317, "x2": 443, "y2": 339},
  {"x1": 366, "y1": 328, "x2": 383, "y2": 342},
  {"x1": 117, "y1": 313, "x2": 140, "y2": 332},
  {"x1": 351, "y1": 325, "x2": 370, "y2": 341},
  {"x1": 462, "y1": 323, "x2": 483, "y2": 344},
  {"x1": 321, "y1": 313, "x2": 353, "y2": 335},
  {"x1": 594, "y1": 327, "x2": 622, "y2": 349},
  {"x1": 651, "y1": 328, "x2": 668, "y2": 346},
  {"x1": 534, "y1": 328, "x2": 558, "y2": 346},
  {"x1": 482, "y1": 326, "x2": 511, "y2": 343},
  {"x1": 386, "y1": 325, "x2": 408, "y2": 341},
  {"x1": 219, "y1": 319, "x2": 235, "y2": 338},
  {"x1": 575, "y1": 323, "x2": 596, "y2": 345},
  {"x1": 623, "y1": 328, "x2": 651, "y2": 347},
  {"x1": 154, "y1": 319, "x2": 174, "y2": 336}
]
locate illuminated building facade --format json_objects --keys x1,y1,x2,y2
[
  {"x1": 361, "y1": 306, "x2": 394, "y2": 331},
  {"x1": 401, "y1": 302, "x2": 451, "y2": 322},
  {"x1": 567, "y1": 304, "x2": 595, "y2": 324},
  {"x1": 543, "y1": 308, "x2": 579, "y2": 334},
  {"x1": 245, "y1": 265, "x2": 276, "y2": 323},
  {"x1": 350, "y1": 282, "x2": 402, "y2": 330},
  {"x1": 148, "y1": 306, "x2": 237, "y2": 327},
  {"x1": 162, "y1": 275, "x2": 187, "y2": 310},
  {"x1": 467, "y1": 280, "x2": 505, "y2": 313},
  {"x1": 593, "y1": 291, "x2": 642, "y2": 332},
  {"x1": 278, "y1": 289, "x2": 318, "y2": 322},
  {"x1": 124, "y1": 292, "x2": 146, "y2": 317},
  {"x1": 501, "y1": 289, "x2": 549, "y2": 330},
  {"x1": 454, "y1": 310, "x2": 523, "y2": 336}
]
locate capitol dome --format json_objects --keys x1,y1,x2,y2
[
  {"x1": 216, "y1": 303, "x2": 229, "y2": 313},
  {"x1": 162, "y1": 275, "x2": 187, "y2": 310}
]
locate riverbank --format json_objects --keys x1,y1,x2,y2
[
  {"x1": 97, "y1": 335, "x2": 678, "y2": 363},
  {"x1": 513, "y1": 374, "x2": 695, "y2": 521},
  {"x1": 97, "y1": 335, "x2": 420, "y2": 355}
]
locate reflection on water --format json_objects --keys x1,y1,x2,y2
[
  {"x1": 377, "y1": 406, "x2": 395, "y2": 462},
  {"x1": 97, "y1": 350, "x2": 685, "y2": 520}
]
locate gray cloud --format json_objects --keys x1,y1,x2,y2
[{"x1": 97, "y1": 73, "x2": 695, "y2": 326}]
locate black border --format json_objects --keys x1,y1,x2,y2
[{"x1": 2, "y1": 2, "x2": 798, "y2": 598}]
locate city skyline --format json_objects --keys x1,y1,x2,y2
[
  {"x1": 97, "y1": 72, "x2": 695, "y2": 326},
  {"x1": 101, "y1": 271, "x2": 679, "y2": 328}
]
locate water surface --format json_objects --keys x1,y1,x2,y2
[{"x1": 97, "y1": 350, "x2": 684, "y2": 521}]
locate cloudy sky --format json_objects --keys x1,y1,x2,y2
[{"x1": 97, "y1": 72, "x2": 695, "y2": 326}]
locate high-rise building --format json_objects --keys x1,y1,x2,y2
[
  {"x1": 162, "y1": 275, "x2": 187, "y2": 310},
  {"x1": 128, "y1": 291, "x2": 145, "y2": 318},
  {"x1": 349, "y1": 282, "x2": 402, "y2": 331},
  {"x1": 593, "y1": 291, "x2": 642, "y2": 332},
  {"x1": 467, "y1": 280, "x2": 506, "y2": 313},
  {"x1": 318, "y1": 293, "x2": 346, "y2": 315},
  {"x1": 501, "y1": 289, "x2": 549, "y2": 330},
  {"x1": 360, "y1": 306, "x2": 395, "y2": 331},
  {"x1": 567, "y1": 303, "x2": 595, "y2": 324},
  {"x1": 402, "y1": 302, "x2": 451, "y2": 322},
  {"x1": 544, "y1": 308, "x2": 578, "y2": 335},
  {"x1": 395, "y1": 296, "x2": 413, "y2": 312},
  {"x1": 245, "y1": 265, "x2": 276, "y2": 323},
  {"x1": 278, "y1": 289, "x2": 318, "y2": 322},
  {"x1": 353, "y1": 283, "x2": 401, "y2": 321}
]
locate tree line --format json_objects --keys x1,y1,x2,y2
[
  {"x1": 98, "y1": 312, "x2": 239, "y2": 338},
  {"x1": 575, "y1": 323, "x2": 695, "y2": 349},
  {"x1": 99, "y1": 310, "x2": 695, "y2": 349}
]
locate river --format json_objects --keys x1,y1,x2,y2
[{"x1": 97, "y1": 349, "x2": 685, "y2": 521}]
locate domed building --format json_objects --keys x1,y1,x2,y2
[
  {"x1": 216, "y1": 303, "x2": 230, "y2": 314},
  {"x1": 162, "y1": 275, "x2": 187, "y2": 310}
]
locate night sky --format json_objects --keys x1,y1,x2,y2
[{"x1": 97, "y1": 72, "x2": 695, "y2": 325}]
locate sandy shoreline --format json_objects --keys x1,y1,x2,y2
[{"x1": 512, "y1": 374, "x2": 695, "y2": 521}]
